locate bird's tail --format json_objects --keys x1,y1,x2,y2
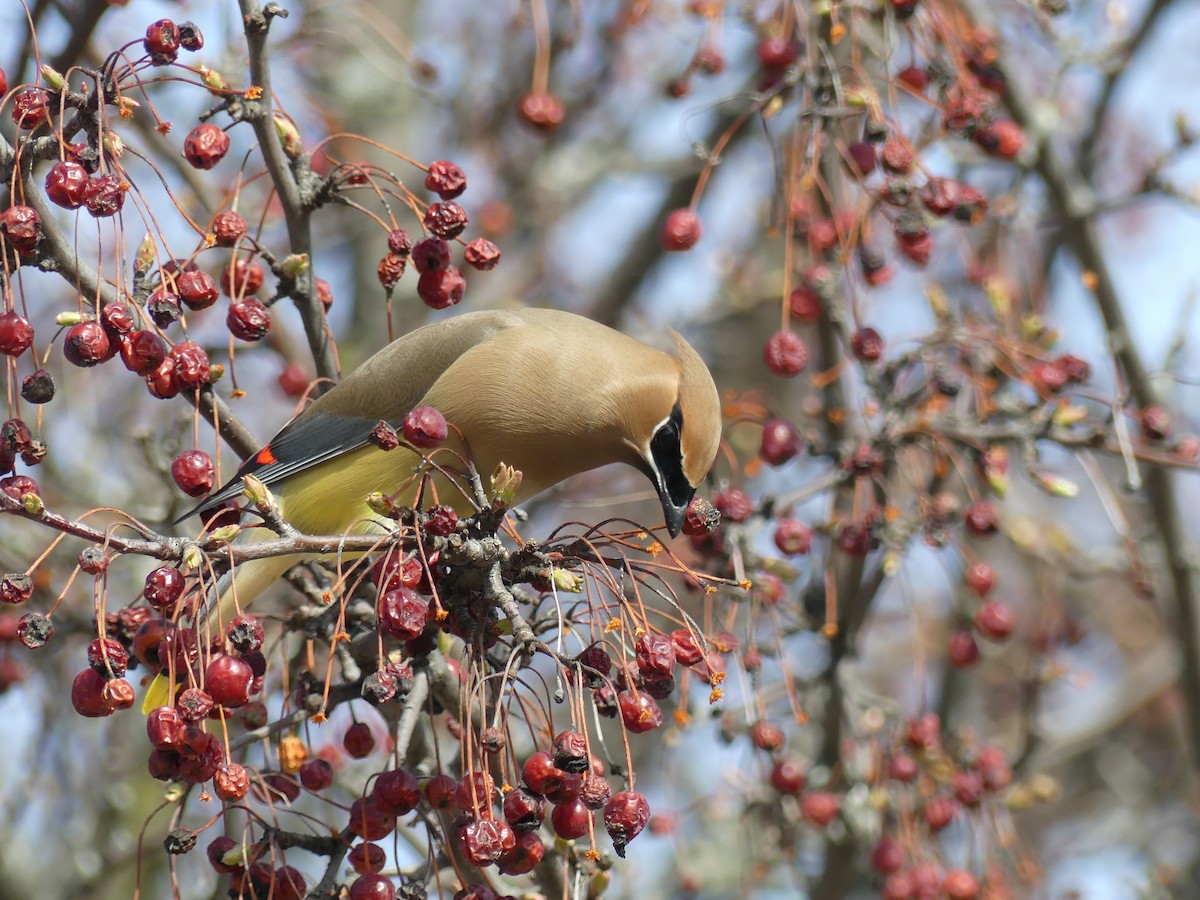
[{"x1": 141, "y1": 530, "x2": 301, "y2": 715}]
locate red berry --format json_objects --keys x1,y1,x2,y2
[
  {"x1": 769, "y1": 758, "x2": 806, "y2": 793},
  {"x1": 374, "y1": 768, "x2": 421, "y2": 813},
  {"x1": 45, "y1": 161, "x2": 89, "y2": 209},
  {"x1": 551, "y1": 799, "x2": 592, "y2": 839},
  {"x1": 178, "y1": 271, "x2": 219, "y2": 310},
  {"x1": 964, "y1": 501, "x2": 998, "y2": 537},
  {"x1": 184, "y1": 124, "x2": 230, "y2": 169},
  {"x1": 171, "y1": 450, "x2": 214, "y2": 497},
  {"x1": 144, "y1": 565, "x2": 185, "y2": 610},
  {"x1": 278, "y1": 362, "x2": 309, "y2": 397},
  {"x1": 214, "y1": 762, "x2": 250, "y2": 801},
  {"x1": 205, "y1": 655, "x2": 254, "y2": 707},
  {"x1": 83, "y1": 174, "x2": 125, "y2": 218},
  {"x1": 1140, "y1": 406, "x2": 1172, "y2": 441},
  {"x1": 424, "y1": 505, "x2": 458, "y2": 537},
  {"x1": 905, "y1": 713, "x2": 941, "y2": 750},
  {"x1": 764, "y1": 330, "x2": 808, "y2": 376},
  {"x1": 423, "y1": 773, "x2": 458, "y2": 809},
  {"x1": 119, "y1": 330, "x2": 167, "y2": 375},
  {"x1": 851, "y1": 326, "x2": 884, "y2": 363},
  {"x1": 603, "y1": 791, "x2": 650, "y2": 857},
  {"x1": 178, "y1": 21, "x2": 204, "y2": 52},
  {"x1": 660, "y1": 208, "x2": 702, "y2": 251},
  {"x1": 943, "y1": 870, "x2": 981, "y2": 900},
  {"x1": 617, "y1": 689, "x2": 663, "y2": 733},
  {"x1": 681, "y1": 496, "x2": 720, "y2": 535},
  {"x1": 344, "y1": 721, "x2": 376, "y2": 758},
  {"x1": 377, "y1": 588, "x2": 429, "y2": 640},
  {"x1": 712, "y1": 487, "x2": 753, "y2": 523},
  {"x1": 923, "y1": 795, "x2": 958, "y2": 831},
  {"x1": 789, "y1": 285, "x2": 823, "y2": 322},
  {"x1": 972, "y1": 119, "x2": 1024, "y2": 159},
  {"x1": 417, "y1": 266, "x2": 466, "y2": 309},
  {"x1": 168, "y1": 341, "x2": 210, "y2": 391},
  {"x1": 517, "y1": 92, "x2": 565, "y2": 130},
  {"x1": 522, "y1": 750, "x2": 568, "y2": 797},
  {"x1": 497, "y1": 830, "x2": 545, "y2": 876},
  {"x1": 897, "y1": 65, "x2": 929, "y2": 91},
  {"x1": 751, "y1": 719, "x2": 785, "y2": 752},
  {"x1": 757, "y1": 37, "x2": 799, "y2": 70},
  {"x1": 12, "y1": 89, "x2": 49, "y2": 130},
  {"x1": 889, "y1": 752, "x2": 919, "y2": 782},
  {"x1": 973, "y1": 600, "x2": 1014, "y2": 640},
  {"x1": 947, "y1": 631, "x2": 980, "y2": 667},
  {"x1": 347, "y1": 842, "x2": 386, "y2": 875},
  {"x1": 760, "y1": 418, "x2": 802, "y2": 465},
  {"x1": 227, "y1": 298, "x2": 272, "y2": 341},
  {"x1": 349, "y1": 874, "x2": 396, "y2": 900},
  {"x1": 965, "y1": 560, "x2": 995, "y2": 596},
  {"x1": 847, "y1": 141, "x2": 877, "y2": 176},
  {"x1": 211, "y1": 210, "x2": 248, "y2": 247},
  {"x1": 801, "y1": 790, "x2": 841, "y2": 826},
  {"x1": 872, "y1": 836, "x2": 906, "y2": 874},
  {"x1": 402, "y1": 406, "x2": 448, "y2": 448},
  {"x1": 71, "y1": 668, "x2": 114, "y2": 717},
  {"x1": 425, "y1": 160, "x2": 467, "y2": 199},
  {"x1": 411, "y1": 237, "x2": 450, "y2": 273},
  {"x1": 0, "y1": 312, "x2": 35, "y2": 356},
  {"x1": 220, "y1": 258, "x2": 264, "y2": 297},
  {"x1": 773, "y1": 518, "x2": 813, "y2": 556},
  {"x1": 63, "y1": 322, "x2": 111, "y2": 367}
]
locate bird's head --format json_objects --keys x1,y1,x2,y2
[{"x1": 635, "y1": 331, "x2": 722, "y2": 537}]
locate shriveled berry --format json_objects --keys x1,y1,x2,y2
[
  {"x1": 377, "y1": 587, "x2": 428, "y2": 640},
  {"x1": 214, "y1": 762, "x2": 250, "y2": 801},
  {"x1": 517, "y1": 92, "x2": 565, "y2": 130},
  {"x1": 178, "y1": 21, "x2": 204, "y2": 52},
  {"x1": 464, "y1": 237, "x2": 501, "y2": 270},
  {"x1": 168, "y1": 341, "x2": 210, "y2": 391},
  {"x1": 425, "y1": 160, "x2": 467, "y2": 199},
  {"x1": 764, "y1": 330, "x2": 808, "y2": 376},
  {"x1": 176, "y1": 687, "x2": 214, "y2": 722},
  {"x1": 211, "y1": 210, "x2": 247, "y2": 247},
  {"x1": 144, "y1": 19, "x2": 181, "y2": 63},
  {"x1": 635, "y1": 632, "x2": 676, "y2": 680},
  {"x1": 386, "y1": 228, "x2": 413, "y2": 256},
  {"x1": 713, "y1": 487, "x2": 753, "y2": 523},
  {"x1": 603, "y1": 791, "x2": 650, "y2": 857},
  {"x1": 851, "y1": 326, "x2": 884, "y2": 363},
  {"x1": 119, "y1": 330, "x2": 167, "y2": 375},
  {"x1": 87, "y1": 637, "x2": 128, "y2": 677},
  {"x1": 660, "y1": 208, "x2": 702, "y2": 251},
  {"x1": 411, "y1": 237, "x2": 451, "y2": 273},
  {"x1": 146, "y1": 289, "x2": 183, "y2": 328},
  {"x1": 184, "y1": 124, "x2": 230, "y2": 169},
  {"x1": 227, "y1": 298, "x2": 271, "y2": 341},
  {"x1": 347, "y1": 797, "x2": 395, "y2": 840},
  {"x1": 376, "y1": 253, "x2": 406, "y2": 288},
  {"x1": 45, "y1": 161, "x2": 89, "y2": 208},
  {"x1": 178, "y1": 271, "x2": 219, "y2": 310},
  {"x1": 16, "y1": 611, "x2": 52, "y2": 648},
  {"x1": 617, "y1": 690, "x2": 663, "y2": 733},
  {"x1": 423, "y1": 200, "x2": 469, "y2": 239},
  {"x1": 144, "y1": 565, "x2": 185, "y2": 610},
  {"x1": 83, "y1": 174, "x2": 125, "y2": 217},
  {"x1": 11, "y1": 89, "x2": 49, "y2": 130}
]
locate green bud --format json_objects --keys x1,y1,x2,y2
[
  {"x1": 55, "y1": 311, "x2": 83, "y2": 326},
  {"x1": 209, "y1": 524, "x2": 241, "y2": 544},
  {"x1": 490, "y1": 463, "x2": 523, "y2": 505},
  {"x1": 21, "y1": 492, "x2": 44, "y2": 516},
  {"x1": 279, "y1": 253, "x2": 309, "y2": 277},
  {"x1": 40, "y1": 65, "x2": 65, "y2": 91}
]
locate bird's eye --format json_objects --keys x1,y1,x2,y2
[{"x1": 651, "y1": 404, "x2": 692, "y2": 507}]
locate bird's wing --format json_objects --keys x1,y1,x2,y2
[{"x1": 177, "y1": 310, "x2": 527, "y2": 523}]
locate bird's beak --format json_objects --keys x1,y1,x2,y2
[{"x1": 659, "y1": 486, "x2": 693, "y2": 538}]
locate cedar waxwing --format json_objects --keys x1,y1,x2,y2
[{"x1": 186, "y1": 307, "x2": 723, "y2": 618}]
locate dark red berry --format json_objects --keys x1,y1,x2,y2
[
  {"x1": 45, "y1": 161, "x2": 89, "y2": 209},
  {"x1": 347, "y1": 843, "x2": 386, "y2": 875},
  {"x1": 211, "y1": 210, "x2": 247, "y2": 247},
  {"x1": 11, "y1": 89, "x2": 49, "y2": 130},
  {"x1": 963, "y1": 501, "x2": 998, "y2": 537},
  {"x1": 757, "y1": 37, "x2": 799, "y2": 70},
  {"x1": 178, "y1": 270, "x2": 219, "y2": 310},
  {"x1": 219, "y1": 258, "x2": 264, "y2": 297},
  {"x1": 144, "y1": 19, "x2": 181, "y2": 64},
  {"x1": 348, "y1": 874, "x2": 396, "y2": 900},
  {"x1": 947, "y1": 630, "x2": 980, "y2": 667},
  {"x1": 973, "y1": 600, "x2": 1014, "y2": 640},
  {"x1": 144, "y1": 565, "x2": 185, "y2": 610},
  {"x1": 617, "y1": 689, "x2": 663, "y2": 733},
  {"x1": 72, "y1": 668, "x2": 114, "y2": 717},
  {"x1": 712, "y1": 487, "x2": 753, "y2": 523},
  {"x1": 178, "y1": 21, "x2": 204, "y2": 52},
  {"x1": 847, "y1": 141, "x2": 877, "y2": 176},
  {"x1": 227, "y1": 298, "x2": 271, "y2": 341},
  {"x1": 851, "y1": 326, "x2": 884, "y2": 363},
  {"x1": 1140, "y1": 406, "x2": 1172, "y2": 441},
  {"x1": 773, "y1": 518, "x2": 813, "y2": 555},
  {"x1": 417, "y1": 267, "x2": 466, "y2": 309},
  {"x1": 20, "y1": 369, "x2": 54, "y2": 405},
  {"x1": 344, "y1": 721, "x2": 376, "y2": 758},
  {"x1": 411, "y1": 237, "x2": 451, "y2": 273},
  {"x1": 168, "y1": 341, "x2": 210, "y2": 391},
  {"x1": 386, "y1": 228, "x2": 413, "y2": 256},
  {"x1": 299, "y1": 757, "x2": 334, "y2": 792},
  {"x1": 119, "y1": 330, "x2": 167, "y2": 375},
  {"x1": 801, "y1": 790, "x2": 841, "y2": 826},
  {"x1": 377, "y1": 587, "x2": 428, "y2": 641},
  {"x1": 83, "y1": 174, "x2": 125, "y2": 218},
  {"x1": 63, "y1": 321, "x2": 111, "y2": 367},
  {"x1": 1, "y1": 205, "x2": 40, "y2": 254},
  {"x1": 760, "y1": 418, "x2": 802, "y2": 465},
  {"x1": 425, "y1": 160, "x2": 467, "y2": 199},
  {"x1": 603, "y1": 791, "x2": 650, "y2": 857},
  {"x1": 374, "y1": 768, "x2": 421, "y2": 813},
  {"x1": 0, "y1": 312, "x2": 35, "y2": 357},
  {"x1": 172, "y1": 450, "x2": 214, "y2": 497},
  {"x1": 551, "y1": 799, "x2": 592, "y2": 839}
]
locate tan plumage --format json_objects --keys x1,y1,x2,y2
[{"x1": 194, "y1": 307, "x2": 722, "y2": 620}]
